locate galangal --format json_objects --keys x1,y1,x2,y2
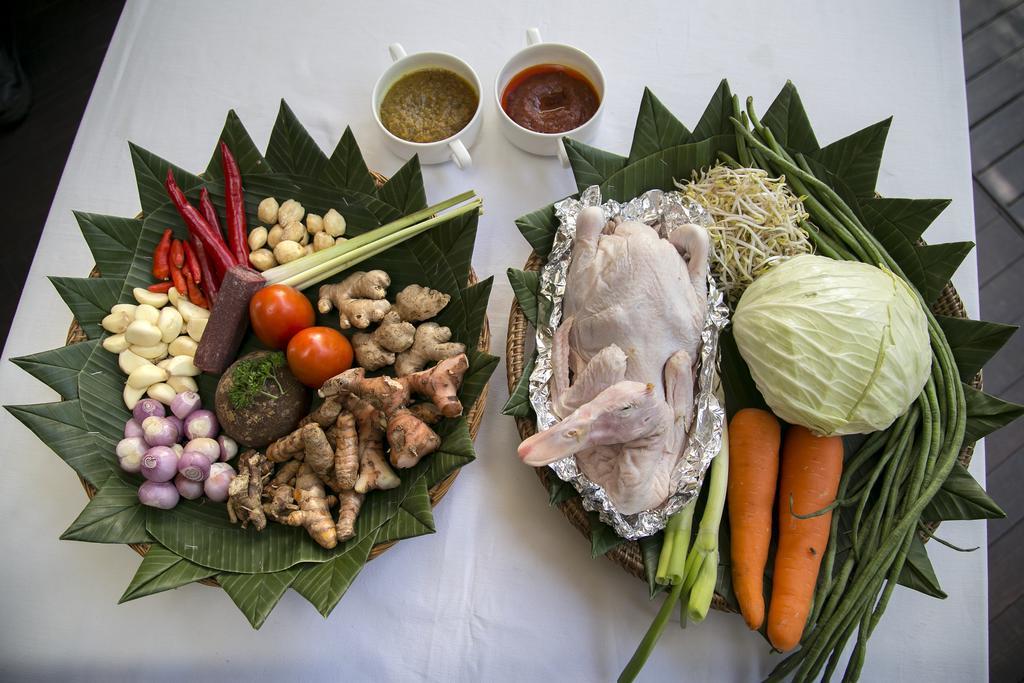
[{"x1": 518, "y1": 206, "x2": 709, "y2": 514}]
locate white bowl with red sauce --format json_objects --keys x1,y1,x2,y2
[{"x1": 494, "y1": 28, "x2": 605, "y2": 167}]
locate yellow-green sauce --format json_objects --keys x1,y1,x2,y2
[{"x1": 380, "y1": 68, "x2": 478, "y2": 143}]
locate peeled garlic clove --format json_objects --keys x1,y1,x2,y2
[
  {"x1": 186, "y1": 317, "x2": 207, "y2": 341},
  {"x1": 102, "y1": 311, "x2": 132, "y2": 334},
  {"x1": 164, "y1": 355, "x2": 200, "y2": 377},
  {"x1": 168, "y1": 287, "x2": 181, "y2": 307},
  {"x1": 157, "y1": 307, "x2": 184, "y2": 343},
  {"x1": 168, "y1": 335, "x2": 198, "y2": 357},
  {"x1": 127, "y1": 364, "x2": 169, "y2": 389},
  {"x1": 102, "y1": 333, "x2": 130, "y2": 353},
  {"x1": 125, "y1": 320, "x2": 163, "y2": 346},
  {"x1": 167, "y1": 375, "x2": 198, "y2": 393},
  {"x1": 258, "y1": 197, "x2": 279, "y2": 225},
  {"x1": 124, "y1": 384, "x2": 147, "y2": 410},
  {"x1": 130, "y1": 342, "x2": 169, "y2": 361},
  {"x1": 175, "y1": 299, "x2": 210, "y2": 323},
  {"x1": 119, "y1": 349, "x2": 151, "y2": 375},
  {"x1": 111, "y1": 303, "x2": 138, "y2": 318},
  {"x1": 147, "y1": 382, "x2": 177, "y2": 405},
  {"x1": 133, "y1": 287, "x2": 169, "y2": 308},
  {"x1": 134, "y1": 304, "x2": 161, "y2": 325}
]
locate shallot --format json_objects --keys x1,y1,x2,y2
[
  {"x1": 140, "y1": 446, "x2": 178, "y2": 482},
  {"x1": 171, "y1": 391, "x2": 201, "y2": 419},
  {"x1": 217, "y1": 435, "x2": 238, "y2": 462},
  {"x1": 184, "y1": 409, "x2": 219, "y2": 439},
  {"x1": 174, "y1": 474, "x2": 204, "y2": 500},
  {"x1": 186, "y1": 437, "x2": 221, "y2": 464},
  {"x1": 132, "y1": 398, "x2": 165, "y2": 423},
  {"x1": 178, "y1": 450, "x2": 211, "y2": 482},
  {"x1": 142, "y1": 415, "x2": 179, "y2": 447},
  {"x1": 124, "y1": 419, "x2": 144, "y2": 439},
  {"x1": 204, "y1": 462, "x2": 236, "y2": 502},
  {"x1": 138, "y1": 480, "x2": 179, "y2": 509},
  {"x1": 116, "y1": 437, "x2": 148, "y2": 473}
]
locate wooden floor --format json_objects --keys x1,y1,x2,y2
[
  {"x1": 0, "y1": 0, "x2": 1020, "y2": 679},
  {"x1": 963, "y1": 1, "x2": 1024, "y2": 680}
]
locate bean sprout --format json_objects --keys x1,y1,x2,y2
[{"x1": 676, "y1": 165, "x2": 813, "y2": 303}]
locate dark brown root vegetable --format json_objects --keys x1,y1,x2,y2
[{"x1": 215, "y1": 351, "x2": 310, "y2": 448}]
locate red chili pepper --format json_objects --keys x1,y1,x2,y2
[
  {"x1": 170, "y1": 261, "x2": 187, "y2": 295},
  {"x1": 183, "y1": 241, "x2": 202, "y2": 285},
  {"x1": 152, "y1": 228, "x2": 173, "y2": 280},
  {"x1": 199, "y1": 187, "x2": 222, "y2": 234},
  {"x1": 184, "y1": 269, "x2": 209, "y2": 309},
  {"x1": 170, "y1": 239, "x2": 185, "y2": 270},
  {"x1": 191, "y1": 238, "x2": 218, "y2": 305},
  {"x1": 164, "y1": 169, "x2": 237, "y2": 280},
  {"x1": 219, "y1": 141, "x2": 249, "y2": 266},
  {"x1": 146, "y1": 281, "x2": 174, "y2": 293}
]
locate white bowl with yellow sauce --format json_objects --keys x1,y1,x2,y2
[{"x1": 371, "y1": 44, "x2": 482, "y2": 169}]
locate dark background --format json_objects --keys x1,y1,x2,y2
[{"x1": 1, "y1": 0, "x2": 1021, "y2": 679}]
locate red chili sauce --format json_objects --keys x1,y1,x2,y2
[{"x1": 501, "y1": 64, "x2": 600, "y2": 134}]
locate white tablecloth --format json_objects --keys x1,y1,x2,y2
[{"x1": 0, "y1": 0, "x2": 985, "y2": 680}]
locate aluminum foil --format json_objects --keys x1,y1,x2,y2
[{"x1": 528, "y1": 186, "x2": 730, "y2": 540}]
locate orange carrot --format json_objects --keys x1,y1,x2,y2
[
  {"x1": 727, "y1": 408, "x2": 781, "y2": 631},
  {"x1": 767, "y1": 426, "x2": 843, "y2": 652}
]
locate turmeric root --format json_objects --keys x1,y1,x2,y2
[
  {"x1": 393, "y1": 284, "x2": 450, "y2": 322},
  {"x1": 336, "y1": 490, "x2": 364, "y2": 541},
  {"x1": 271, "y1": 459, "x2": 301, "y2": 486},
  {"x1": 299, "y1": 395, "x2": 344, "y2": 428},
  {"x1": 352, "y1": 312, "x2": 417, "y2": 370},
  {"x1": 267, "y1": 426, "x2": 305, "y2": 462},
  {"x1": 317, "y1": 270, "x2": 392, "y2": 329},
  {"x1": 394, "y1": 323, "x2": 466, "y2": 376},
  {"x1": 349, "y1": 397, "x2": 400, "y2": 493},
  {"x1": 279, "y1": 464, "x2": 337, "y2": 549},
  {"x1": 227, "y1": 451, "x2": 271, "y2": 530},
  {"x1": 403, "y1": 353, "x2": 470, "y2": 418},
  {"x1": 333, "y1": 412, "x2": 359, "y2": 490},
  {"x1": 387, "y1": 408, "x2": 441, "y2": 468},
  {"x1": 302, "y1": 423, "x2": 336, "y2": 486}
]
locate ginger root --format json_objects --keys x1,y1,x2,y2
[
  {"x1": 387, "y1": 408, "x2": 441, "y2": 468},
  {"x1": 394, "y1": 323, "x2": 466, "y2": 377},
  {"x1": 317, "y1": 270, "x2": 392, "y2": 329},
  {"x1": 394, "y1": 284, "x2": 450, "y2": 322},
  {"x1": 227, "y1": 451, "x2": 271, "y2": 530},
  {"x1": 403, "y1": 353, "x2": 470, "y2": 418},
  {"x1": 350, "y1": 397, "x2": 400, "y2": 493},
  {"x1": 336, "y1": 490, "x2": 364, "y2": 542},
  {"x1": 351, "y1": 311, "x2": 416, "y2": 370}
]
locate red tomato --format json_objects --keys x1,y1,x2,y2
[
  {"x1": 249, "y1": 285, "x2": 315, "y2": 349},
  {"x1": 286, "y1": 326, "x2": 354, "y2": 388}
]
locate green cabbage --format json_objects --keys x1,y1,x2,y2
[{"x1": 732, "y1": 254, "x2": 930, "y2": 436}]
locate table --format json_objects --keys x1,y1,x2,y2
[{"x1": 0, "y1": 0, "x2": 986, "y2": 680}]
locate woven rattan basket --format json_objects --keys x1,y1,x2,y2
[
  {"x1": 64, "y1": 170, "x2": 490, "y2": 587},
  {"x1": 505, "y1": 250, "x2": 980, "y2": 609}
]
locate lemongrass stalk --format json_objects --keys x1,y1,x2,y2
[
  {"x1": 279, "y1": 199, "x2": 482, "y2": 290},
  {"x1": 262, "y1": 190, "x2": 477, "y2": 283}
]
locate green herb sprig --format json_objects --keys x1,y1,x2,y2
[{"x1": 228, "y1": 352, "x2": 286, "y2": 409}]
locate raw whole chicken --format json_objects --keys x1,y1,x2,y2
[{"x1": 518, "y1": 207, "x2": 709, "y2": 514}]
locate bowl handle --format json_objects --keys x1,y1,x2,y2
[
  {"x1": 526, "y1": 28, "x2": 542, "y2": 46},
  {"x1": 449, "y1": 139, "x2": 473, "y2": 170},
  {"x1": 388, "y1": 43, "x2": 407, "y2": 62}
]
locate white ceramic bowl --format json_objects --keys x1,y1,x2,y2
[
  {"x1": 371, "y1": 44, "x2": 482, "y2": 169},
  {"x1": 494, "y1": 28, "x2": 605, "y2": 167}
]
